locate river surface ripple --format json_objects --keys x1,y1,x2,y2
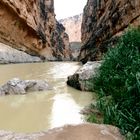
[{"x1": 0, "y1": 62, "x2": 94, "y2": 133}]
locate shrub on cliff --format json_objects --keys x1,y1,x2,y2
[{"x1": 90, "y1": 28, "x2": 140, "y2": 139}]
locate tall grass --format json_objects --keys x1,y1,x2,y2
[{"x1": 89, "y1": 28, "x2": 140, "y2": 139}]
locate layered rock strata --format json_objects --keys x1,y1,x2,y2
[
  {"x1": 79, "y1": 0, "x2": 140, "y2": 63},
  {"x1": 50, "y1": 21, "x2": 72, "y2": 60},
  {"x1": 0, "y1": 0, "x2": 71, "y2": 61}
]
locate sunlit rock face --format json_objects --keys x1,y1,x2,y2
[
  {"x1": 59, "y1": 14, "x2": 82, "y2": 60},
  {"x1": 79, "y1": 0, "x2": 140, "y2": 63},
  {"x1": 67, "y1": 61, "x2": 101, "y2": 91},
  {"x1": 0, "y1": 0, "x2": 71, "y2": 60},
  {"x1": 59, "y1": 14, "x2": 82, "y2": 42}
]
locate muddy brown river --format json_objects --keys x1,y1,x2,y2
[{"x1": 0, "y1": 62, "x2": 94, "y2": 133}]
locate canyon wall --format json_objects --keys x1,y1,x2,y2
[
  {"x1": 59, "y1": 14, "x2": 82, "y2": 60},
  {"x1": 0, "y1": 0, "x2": 71, "y2": 61},
  {"x1": 59, "y1": 14, "x2": 82, "y2": 42},
  {"x1": 79, "y1": 0, "x2": 140, "y2": 63}
]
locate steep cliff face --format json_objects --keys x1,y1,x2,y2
[
  {"x1": 79, "y1": 0, "x2": 140, "y2": 63},
  {"x1": 59, "y1": 14, "x2": 82, "y2": 60},
  {"x1": 50, "y1": 22, "x2": 72, "y2": 60},
  {"x1": 0, "y1": 0, "x2": 71, "y2": 60},
  {"x1": 59, "y1": 14, "x2": 82, "y2": 42}
]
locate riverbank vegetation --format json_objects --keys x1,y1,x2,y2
[{"x1": 88, "y1": 28, "x2": 140, "y2": 139}]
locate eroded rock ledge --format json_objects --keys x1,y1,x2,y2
[
  {"x1": 0, "y1": 0, "x2": 72, "y2": 61},
  {"x1": 0, "y1": 43, "x2": 41, "y2": 64},
  {"x1": 79, "y1": 0, "x2": 140, "y2": 63},
  {"x1": 0, "y1": 123, "x2": 124, "y2": 140}
]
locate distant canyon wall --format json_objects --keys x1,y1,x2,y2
[
  {"x1": 59, "y1": 14, "x2": 82, "y2": 42},
  {"x1": 0, "y1": 0, "x2": 72, "y2": 61},
  {"x1": 79, "y1": 0, "x2": 140, "y2": 63}
]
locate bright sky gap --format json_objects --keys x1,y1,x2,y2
[{"x1": 54, "y1": 0, "x2": 87, "y2": 20}]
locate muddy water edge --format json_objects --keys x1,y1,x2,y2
[{"x1": 0, "y1": 62, "x2": 95, "y2": 133}]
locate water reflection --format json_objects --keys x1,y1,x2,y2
[
  {"x1": 51, "y1": 93, "x2": 82, "y2": 128},
  {"x1": 0, "y1": 62, "x2": 94, "y2": 133}
]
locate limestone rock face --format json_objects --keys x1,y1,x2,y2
[
  {"x1": 0, "y1": 43, "x2": 41, "y2": 63},
  {"x1": 79, "y1": 0, "x2": 140, "y2": 63},
  {"x1": 67, "y1": 61, "x2": 101, "y2": 91},
  {"x1": 0, "y1": 0, "x2": 71, "y2": 60},
  {"x1": 59, "y1": 14, "x2": 82, "y2": 60},
  {"x1": 0, "y1": 123, "x2": 124, "y2": 140},
  {"x1": 0, "y1": 78, "x2": 51, "y2": 95},
  {"x1": 50, "y1": 22, "x2": 72, "y2": 60},
  {"x1": 59, "y1": 14, "x2": 82, "y2": 42}
]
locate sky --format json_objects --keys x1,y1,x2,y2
[{"x1": 54, "y1": 0, "x2": 87, "y2": 20}]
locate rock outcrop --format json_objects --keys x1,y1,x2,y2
[
  {"x1": 59, "y1": 14, "x2": 82, "y2": 42},
  {"x1": 79, "y1": 0, "x2": 140, "y2": 63},
  {"x1": 0, "y1": 78, "x2": 50, "y2": 95},
  {"x1": 67, "y1": 61, "x2": 101, "y2": 91},
  {"x1": 0, "y1": 43, "x2": 41, "y2": 64},
  {"x1": 50, "y1": 21, "x2": 72, "y2": 60},
  {"x1": 0, "y1": 0, "x2": 71, "y2": 61},
  {"x1": 0, "y1": 123, "x2": 124, "y2": 140}
]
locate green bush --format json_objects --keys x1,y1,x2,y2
[{"x1": 90, "y1": 28, "x2": 140, "y2": 139}]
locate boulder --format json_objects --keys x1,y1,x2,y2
[
  {"x1": 67, "y1": 61, "x2": 101, "y2": 91},
  {"x1": 0, "y1": 78, "x2": 51, "y2": 95}
]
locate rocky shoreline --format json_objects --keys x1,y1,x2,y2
[
  {"x1": 0, "y1": 123, "x2": 124, "y2": 140},
  {"x1": 67, "y1": 61, "x2": 101, "y2": 91},
  {"x1": 0, "y1": 43, "x2": 42, "y2": 64},
  {"x1": 0, "y1": 0, "x2": 72, "y2": 61}
]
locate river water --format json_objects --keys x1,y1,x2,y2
[{"x1": 0, "y1": 62, "x2": 94, "y2": 133}]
